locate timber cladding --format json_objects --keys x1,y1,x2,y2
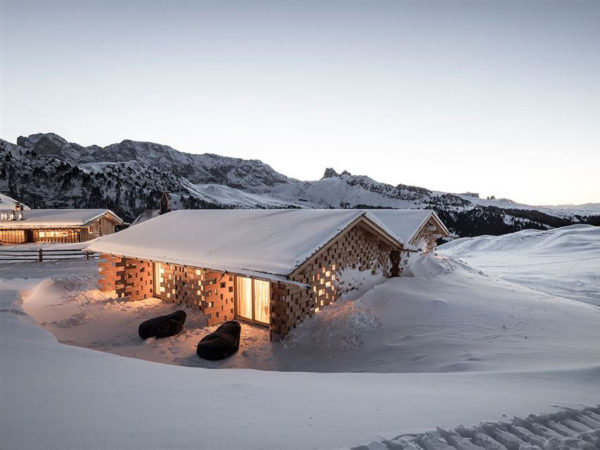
[
  {"x1": 0, "y1": 228, "x2": 81, "y2": 244},
  {"x1": 99, "y1": 255, "x2": 234, "y2": 326},
  {"x1": 158, "y1": 263, "x2": 234, "y2": 325},
  {"x1": 0, "y1": 230, "x2": 29, "y2": 245},
  {"x1": 269, "y1": 223, "x2": 393, "y2": 340},
  {"x1": 98, "y1": 254, "x2": 154, "y2": 300},
  {"x1": 412, "y1": 217, "x2": 447, "y2": 252}
]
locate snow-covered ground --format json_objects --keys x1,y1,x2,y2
[
  {"x1": 438, "y1": 225, "x2": 600, "y2": 306},
  {"x1": 1, "y1": 225, "x2": 599, "y2": 449}
]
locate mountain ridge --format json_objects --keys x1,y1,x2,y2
[{"x1": 1, "y1": 133, "x2": 598, "y2": 237}]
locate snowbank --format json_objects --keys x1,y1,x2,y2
[
  {"x1": 2, "y1": 269, "x2": 599, "y2": 449},
  {"x1": 16, "y1": 248, "x2": 600, "y2": 374},
  {"x1": 439, "y1": 225, "x2": 600, "y2": 306}
]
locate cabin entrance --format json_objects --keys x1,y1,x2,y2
[{"x1": 235, "y1": 276, "x2": 270, "y2": 326}]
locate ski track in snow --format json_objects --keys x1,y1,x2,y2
[{"x1": 354, "y1": 406, "x2": 600, "y2": 450}]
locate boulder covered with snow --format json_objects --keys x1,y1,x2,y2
[
  {"x1": 138, "y1": 310, "x2": 187, "y2": 339},
  {"x1": 196, "y1": 321, "x2": 241, "y2": 361}
]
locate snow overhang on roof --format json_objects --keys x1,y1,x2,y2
[
  {"x1": 86, "y1": 209, "x2": 406, "y2": 281},
  {"x1": 0, "y1": 209, "x2": 124, "y2": 229},
  {"x1": 0, "y1": 193, "x2": 30, "y2": 210}
]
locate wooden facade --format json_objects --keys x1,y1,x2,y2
[
  {"x1": 97, "y1": 217, "x2": 405, "y2": 340},
  {"x1": 409, "y1": 215, "x2": 449, "y2": 253}
]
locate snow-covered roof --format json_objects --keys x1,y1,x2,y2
[
  {"x1": 131, "y1": 209, "x2": 160, "y2": 226},
  {"x1": 369, "y1": 209, "x2": 449, "y2": 244},
  {"x1": 0, "y1": 193, "x2": 30, "y2": 210},
  {"x1": 0, "y1": 209, "x2": 123, "y2": 229},
  {"x1": 87, "y1": 209, "x2": 405, "y2": 279}
]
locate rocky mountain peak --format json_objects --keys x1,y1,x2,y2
[
  {"x1": 17, "y1": 132, "x2": 68, "y2": 149},
  {"x1": 322, "y1": 168, "x2": 338, "y2": 178}
]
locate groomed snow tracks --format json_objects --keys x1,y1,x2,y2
[{"x1": 354, "y1": 406, "x2": 600, "y2": 450}]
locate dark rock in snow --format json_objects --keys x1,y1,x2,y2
[
  {"x1": 138, "y1": 310, "x2": 187, "y2": 339},
  {"x1": 322, "y1": 167, "x2": 338, "y2": 178},
  {"x1": 196, "y1": 321, "x2": 241, "y2": 361}
]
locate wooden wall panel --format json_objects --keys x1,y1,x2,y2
[
  {"x1": 159, "y1": 263, "x2": 204, "y2": 307},
  {"x1": 412, "y1": 217, "x2": 446, "y2": 253},
  {"x1": 0, "y1": 229, "x2": 28, "y2": 245},
  {"x1": 270, "y1": 223, "x2": 394, "y2": 340},
  {"x1": 98, "y1": 253, "x2": 123, "y2": 292},
  {"x1": 156, "y1": 263, "x2": 233, "y2": 325},
  {"x1": 203, "y1": 271, "x2": 235, "y2": 325},
  {"x1": 121, "y1": 258, "x2": 154, "y2": 300},
  {"x1": 32, "y1": 228, "x2": 81, "y2": 243},
  {"x1": 97, "y1": 255, "x2": 154, "y2": 300}
]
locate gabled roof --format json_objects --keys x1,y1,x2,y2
[
  {"x1": 369, "y1": 209, "x2": 449, "y2": 245},
  {"x1": 0, "y1": 193, "x2": 30, "y2": 210},
  {"x1": 0, "y1": 209, "x2": 124, "y2": 229},
  {"x1": 86, "y1": 209, "x2": 405, "y2": 279}
]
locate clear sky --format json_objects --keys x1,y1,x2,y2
[{"x1": 1, "y1": 0, "x2": 598, "y2": 205}]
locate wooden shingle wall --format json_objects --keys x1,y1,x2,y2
[
  {"x1": 159, "y1": 263, "x2": 204, "y2": 307},
  {"x1": 98, "y1": 254, "x2": 153, "y2": 300},
  {"x1": 98, "y1": 254, "x2": 123, "y2": 292},
  {"x1": 270, "y1": 224, "x2": 394, "y2": 340},
  {"x1": 269, "y1": 282, "x2": 307, "y2": 340},
  {"x1": 0, "y1": 229, "x2": 28, "y2": 244},
  {"x1": 121, "y1": 258, "x2": 154, "y2": 300},
  {"x1": 203, "y1": 270, "x2": 235, "y2": 325},
  {"x1": 413, "y1": 217, "x2": 446, "y2": 252},
  {"x1": 158, "y1": 264, "x2": 234, "y2": 324},
  {"x1": 32, "y1": 228, "x2": 81, "y2": 243}
]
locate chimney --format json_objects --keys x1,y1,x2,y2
[
  {"x1": 159, "y1": 192, "x2": 170, "y2": 215},
  {"x1": 14, "y1": 202, "x2": 24, "y2": 220}
]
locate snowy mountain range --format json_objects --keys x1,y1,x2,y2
[{"x1": 1, "y1": 133, "x2": 598, "y2": 236}]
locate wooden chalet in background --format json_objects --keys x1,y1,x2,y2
[{"x1": 0, "y1": 205, "x2": 124, "y2": 245}]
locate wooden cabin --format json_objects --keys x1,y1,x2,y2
[
  {"x1": 370, "y1": 209, "x2": 450, "y2": 253},
  {"x1": 87, "y1": 209, "x2": 417, "y2": 340},
  {"x1": 0, "y1": 208, "x2": 124, "y2": 245}
]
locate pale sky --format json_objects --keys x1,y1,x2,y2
[{"x1": 1, "y1": 0, "x2": 599, "y2": 205}]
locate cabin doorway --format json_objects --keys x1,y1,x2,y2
[{"x1": 235, "y1": 277, "x2": 270, "y2": 326}]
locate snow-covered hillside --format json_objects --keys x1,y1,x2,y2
[
  {"x1": 1, "y1": 133, "x2": 598, "y2": 236},
  {"x1": 439, "y1": 224, "x2": 600, "y2": 306}
]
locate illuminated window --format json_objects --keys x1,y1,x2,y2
[{"x1": 236, "y1": 277, "x2": 270, "y2": 325}]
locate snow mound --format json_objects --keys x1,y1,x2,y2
[
  {"x1": 285, "y1": 301, "x2": 382, "y2": 350},
  {"x1": 401, "y1": 253, "x2": 455, "y2": 278},
  {"x1": 440, "y1": 224, "x2": 599, "y2": 257},
  {"x1": 439, "y1": 225, "x2": 600, "y2": 306},
  {"x1": 337, "y1": 267, "x2": 387, "y2": 295}
]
